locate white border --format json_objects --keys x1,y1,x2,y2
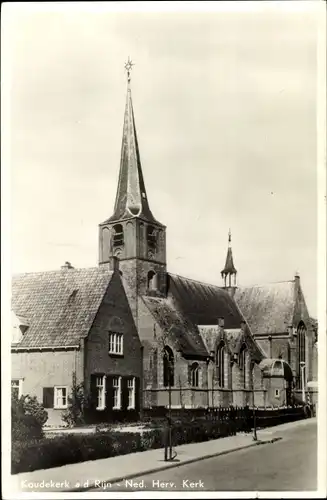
[{"x1": 2, "y1": 1, "x2": 326, "y2": 498}]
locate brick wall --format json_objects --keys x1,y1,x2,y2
[
  {"x1": 85, "y1": 270, "x2": 142, "y2": 400},
  {"x1": 11, "y1": 348, "x2": 83, "y2": 426},
  {"x1": 262, "y1": 377, "x2": 287, "y2": 406}
]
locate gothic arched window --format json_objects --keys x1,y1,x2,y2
[
  {"x1": 163, "y1": 346, "x2": 174, "y2": 387},
  {"x1": 216, "y1": 342, "x2": 225, "y2": 388},
  {"x1": 113, "y1": 224, "x2": 124, "y2": 247},
  {"x1": 147, "y1": 271, "x2": 158, "y2": 290},
  {"x1": 239, "y1": 344, "x2": 247, "y2": 389},
  {"x1": 147, "y1": 225, "x2": 157, "y2": 251},
  {"x1": 190, "y1": 362, "x2": 200, "y2": 387},
  {"x1": 297, "y1": 322, "x2": 306, "y2": 390}
]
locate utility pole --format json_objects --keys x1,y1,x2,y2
[
  {"x1": 300, "y1": 361, "x2": 306, "y2": 403},
  {"x1": 162, "y1": 341, "x2": 174, "y2": 461},
  {"x1": 251, "y1": 362, "x2": 257, "y2": 441}
]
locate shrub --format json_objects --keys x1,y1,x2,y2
[
  {"x1": 11, "y1": 394, "x2": 48, "y2": 442},
  {"x1": 11, "y1": 429, "x2": 163, "y2": 474}
]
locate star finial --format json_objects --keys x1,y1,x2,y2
[
  {"x1": 228, "y1": 228, "x2": 232, "y2": 244},
  {"x1": 124, "y1": 57, "x2": 135, "y2": 85}
]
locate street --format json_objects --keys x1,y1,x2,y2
[{"x1": 90, "y1": 419, "x2": 317, "y2": 492}]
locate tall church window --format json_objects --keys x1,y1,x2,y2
[
  {"x1": 239, "y1": 344, "x2": 247, "y2": 389},
  {"x1": 147, "y1": 225, "x2": 157, "y2": 251},
  {"x1": 163, "y1": 346, "x2": 174, "y2": 387},
  {"x1": 113, "y1": 224, "x2": 124, "y2": 247},
  {"x1": 216, "y1": 342, "x2": 225, "y2": 388},
  {"x1": 190, "y1": 362, "x2": 200, "y2": 387},
  {"x1": 297, "y1": 322, "x2": 306, "y2": 390},
  {"x1": 147, "y1": 271, "x2": 158, "y2": 290}
]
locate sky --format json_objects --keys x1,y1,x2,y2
[{"x1": 3, "y1": 1, "x2": 323, "y2": 317}]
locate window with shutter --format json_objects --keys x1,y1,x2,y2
[
  {"x1": 105, "y1": 375, "x2": 114, "y2": 410},
  {"x1": 54, "y1": 387, "x2": 68, "y2": 409},
  {"x1": 96, "y1": 375, "x2": 106, "y2": 410},
  {"x1": 43, "y1": 387, "x2": 54, "y2": 409},
  {"x1": 90, "y1": 375, "x2": 98, "y2": 410},
  {"x1": 127, "y1": 377, "x2": 136, "y2": 409},
  {"x1": 121, "y1": 377, "x2": 129, "y2": 411},
  {"x1": 112, "y1": 376, "x2": 122, "y2": 409},
  {"x1": 11, "y1": 379, "x2": 23, "y2": 399}
]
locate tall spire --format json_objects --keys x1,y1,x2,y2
[
  {"x1": 106, "y1": 58, "x2": 162, "y2": 226},
  {"x1": 221, "y1": 229, "x2": 237, "y2": 287}
]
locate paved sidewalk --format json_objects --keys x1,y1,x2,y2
[{"x1": 10, "y1": 429, "x2": 281, "y2": 494}]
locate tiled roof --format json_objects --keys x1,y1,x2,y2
[
  {"x1": 11, "y1": 267, "x2": 113, "y2": 348},
  {"x1": 167, "y1": 274, "x2": 244, "y2": 329},
  {"x1": 142, "y1": 296, "x2": 208, "y2": 358},
  {"x1": 234, "y1": 281, "x2": 295, "y2": 336},
  {"x1": 142, "y1": 273, "x2": 246, "y2": 359}
]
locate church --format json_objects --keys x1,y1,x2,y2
[{"x1": 11, "y1": 63, "x2": 317, "y2": 426}]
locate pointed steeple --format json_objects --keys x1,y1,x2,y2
[
  {"x1": 105, "y1": 58, "x2": 162, "y2": 226},
  {"x1": 221, "y1": 229, "x2": 237, "y2": 288}
]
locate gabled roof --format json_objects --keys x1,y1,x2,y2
[
  {"x1": 11, "y1": 267, "x2": 114, "y2": 348},
  {"x1": 167, "y1": 274, "x2": 244, "y2": 330},
  {"x1": 142, "y1": 273, "x2": 246, "y2": 359},
  {"x1": 103, "y1": 81, "x2": 163, "y2": 227},
  {"x1": 142, "y1": 296, "x2": 208, "y2": 358},
  {"x1": 234, "y1": 281, "x2": 295, "y2": 336}
]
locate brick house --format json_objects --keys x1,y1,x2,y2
[
  {"x1": 11, "y1": 68, "x2": 317, "y2": 423},
  {"x1": 11, "y1": 263, "x2": 142, "y2": 426}
]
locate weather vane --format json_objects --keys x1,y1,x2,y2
[{"x1": 124, "y1": 57, "x2": 135, "y2": 84}]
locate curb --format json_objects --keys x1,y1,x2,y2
[{"x1": 69, "y1": 437, "x2": 282, "y2": 492}]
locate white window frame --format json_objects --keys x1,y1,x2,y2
[
  {"x1": 112, "y1": 376, "x2": 122, "y2": 410},
  {"x1": 11, "y1": 379, "x2": 23, "y2": 399},
  {"x1": 109, "y1": 332, "x2": 123, "y2": 355},
  {"x1": 96, "y1": 375, "x2": 106, "y2": 410},
  {"x1": 54, "y1": 386, "x2": 68, "y2": 409},
  {"x1": 275, "y1": 389, "x2": 280, "y2": 398},
  {"x1": 127, "y1": 377, "x2": 135, "y2": 409}
]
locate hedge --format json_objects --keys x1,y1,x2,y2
[
  {"x1": 12, "y1": 419, "x2": 233, "y2": 474},
  {"x1": 12, "y1": 406, "x2": 309, "y2": 474}
]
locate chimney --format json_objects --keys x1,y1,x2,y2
[
  {"x1": 61, "y1": 261, "x2": 74, "y2": 270},
  {"x1": 109, "y1": 256, "x2": 119, "y2": 272},
  {"x1": 218, "y1": 317, "x2": 224, "y2": 328},
  {"x1": 294, "y1": 271, "x2": 300, "y2": 291}
]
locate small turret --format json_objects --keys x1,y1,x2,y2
[{"x1": 221, "y1": 229, "x2": 237, "y2": 294}]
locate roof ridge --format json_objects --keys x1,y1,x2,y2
[
  {"x1": 237, "y1": 280, "x2": 294, "y2": 288},
  {"x1": 169, "y1": 272, "x2": 224, "y2": 291},
  {"x1": 12, "y1": 266, "x2": 111, "y2": 278}
]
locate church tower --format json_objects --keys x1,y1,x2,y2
[
  {"x1": 221, "y1": 229, "x2": 237, "y2": 296},
  {"x1": 99, "y1": 59, "x2": 167, "y2": 318}
]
